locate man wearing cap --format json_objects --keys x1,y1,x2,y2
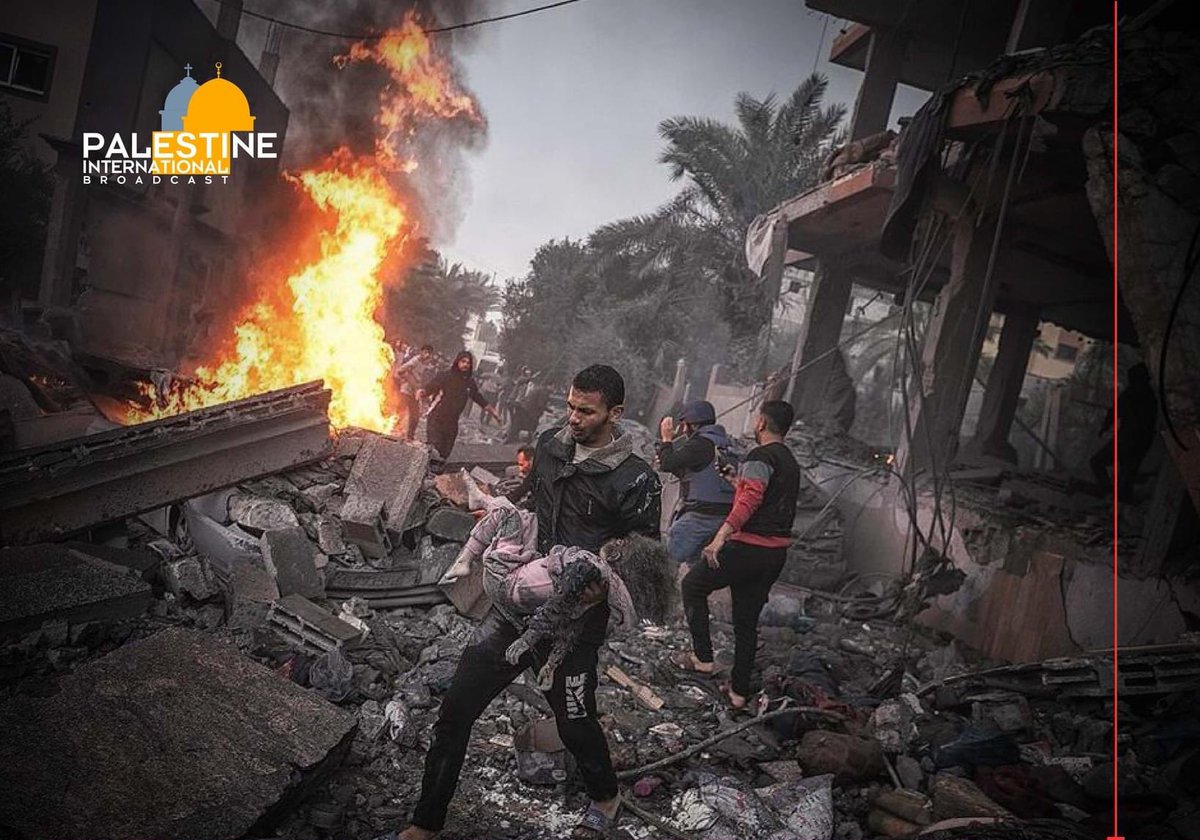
[{"x1": 657, "y1": 400, "x2": 736, "y2": 578}]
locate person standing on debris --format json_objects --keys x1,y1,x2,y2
[
  {"x1": 1089, "y1": 361, "x2": 1157, "y2": 502},
  {"x1": 677, "y1": 400, "x2": 800, "y2": 711},
  {"x1": 505, "y1": 375, "x2": 552, "y2": 444},
  {"x1": 418, "y1": 350, "x2": 501, "y2": 459},
  {"x1": 394, "y1": 344, "x2": 437, "y2": 441},
  {"x1": 391, "y1": 365, "x2": 661, "y2": 840},
  {"x1": 657, "y1": 400, "x2": 735, "y2": 574}
]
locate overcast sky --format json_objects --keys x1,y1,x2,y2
[
  {"x1": 438, "y1": 0, "x2": 928, "y2": 280},
  {"x1": 201, "y1": 0, "x2": 928, "y2": 283}
]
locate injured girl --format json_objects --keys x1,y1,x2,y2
[{"x1": 438, "y1": 475, "x2": 674, "y2": 690}]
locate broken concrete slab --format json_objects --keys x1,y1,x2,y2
[
  {"x1": 229, "y1": 495, "x2": 300, "y2": 536},
  {"x1": 340, "y1": 494, "x2": 391, "y2": 558},
  {"x1": 0, "y1": 381, "x2": 332, "y2": 545},
  {"x1": 260, "y1": 527, "x2": 323, "y2": 599},
  {"x1": 0, "y1": 544, "x2": 153, "y2": 637},
  {"x1": 426, "y1": 508, "x2": 476, "y2": 542},
  {"x1": 65, "y1": 540, "x2": 161, "y2": 582},
  {"x1": 929, "y1": 774, "x2": 1012, "y2": 821},
  {"x1": 345, "y1": 435, "x2": 429, "y2": 536},
  {"x1": 0, "y1": 627, "x2": 356, "y2": 840}
]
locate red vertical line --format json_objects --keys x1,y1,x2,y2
[{"x1": 1111, "y1": 2, "x2": 1121, "y2": 837}]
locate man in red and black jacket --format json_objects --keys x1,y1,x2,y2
[{"x1": 679, "y1": 400, "x2": 800, "y2": 709}]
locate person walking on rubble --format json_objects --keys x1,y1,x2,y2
[
  {"x1": 393, "y1": 344, "x2": 437, "y2": 441},
  {"x1": 657, "y1": 400, "x2": 735, "y2": 577},
  {"x1": 676, "y1": 400, "x2": 800, "y2": 711},
  {"x1": 418, "y1": 350, "x2": 500, "y2": 460},
  {"x1": 388, "y1": 364, "x2": 662, "y2": 840}
]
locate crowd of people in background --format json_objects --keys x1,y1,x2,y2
[{"x1": 389, "y1": 341, "x2": 556, "y2": 458}]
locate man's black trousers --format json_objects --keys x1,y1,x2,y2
[
  {"x1": 682, "y1": 540, "x2": 786, "y2": 697},
  {"x1": 411, "y1": 606, "x2": 617, "y2": 831}
]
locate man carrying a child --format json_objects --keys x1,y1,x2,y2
[{"x1": 390, "y1": 364, "x2": 662, "y2": 840}]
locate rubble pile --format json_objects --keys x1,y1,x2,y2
[{"x1": 0, "y1": 422, "x2": 1193, "y2": 839}]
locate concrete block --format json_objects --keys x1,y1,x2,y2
[
  {"x1": 260, "y1": 527, "x2": 323, "y2": 599},
  {"x1": 162, "y1": 556, "x2": 218, "y2": 601},
  {"x1": 268, "y1": 594, "x2": 364, "y2": 654},
  {"x1": 229, "y1": 495, "x2": 300, "y2": 536},
  {"x1": 222, "y1": 560, "x2": 280, "y2": 630},
  {"x1": 425, "y1": 508, "x2": 476, "y2": 543},
  {"x1": 345, "y1": 435, "x2": 430, "y2": 535},
  {"x1": 0, "y1": 627, "x2": 356, "y2": 840},
  {"x1": 339, "y1": 494, "x2": 391, "y2": 558}
]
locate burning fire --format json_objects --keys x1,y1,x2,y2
[{"x1": 125, "y1": 11, "x2": 479, "y2": 431}]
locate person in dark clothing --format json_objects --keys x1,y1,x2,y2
[
  {"x1": 1089, "y1": 362, "x2": 1157, "y2": 502},
  {"x1": 418, "y1": 350, "x2": 500, "y2": 459},
  {"x1": 505, "y1": 377, "x2": 552, "y2": 443},
  {"x1": 657, "y1": 400, "x2": 735, "y2": 572},
  {"x1": 677, "y1": 400, "x2": 800, "y2": 711},
  {"x1": 394, "y1": 365, "x2": 661, "y2": 840}
]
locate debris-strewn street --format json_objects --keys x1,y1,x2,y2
[{"x1": 1, "y1": 415, "x2": 1188, "y2": 839}]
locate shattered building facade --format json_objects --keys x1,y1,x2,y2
[
  {"x1": 0, "y1": 0, "x2": 287, "y2": 369},
  {"x1": 750, "y1": 0, "x2": 1200, "y2": 661}
]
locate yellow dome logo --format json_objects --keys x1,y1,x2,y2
[{"x1": 152, "y1": 62, "x2": 259, "y2": 176}]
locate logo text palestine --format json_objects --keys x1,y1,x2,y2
[{"x1": 82, "y1": 62, "x2": 278, "y2": 185}]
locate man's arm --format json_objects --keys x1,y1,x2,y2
[
  {"x1": 702, "y1": 457, "x2": 771, "y2": 567},
  {"x1": 504, "y1": 471, "x2": 535, "y2": 506},
  {"x1": 656, "y1": 435, "x2": 715, "y2": 477},
  {"x1": 619, "y1": 467, "x2": 663, "y2": 541}
]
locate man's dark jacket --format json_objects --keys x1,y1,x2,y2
[{"x1": 529, "y1": 424, "x2": 662, "y2": 554}]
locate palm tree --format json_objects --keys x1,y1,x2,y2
[
  {"x1": 384, "y1": 241, "x2": 500, "y2": 353},
  {"x1": 591, "y1": 75, "x2": 845, "y2": 375}
]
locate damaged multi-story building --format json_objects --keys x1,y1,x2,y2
[
  {"x1": 748, "y1": 0, "x2": 1199, "y2": 661},
  {"x1": 1, "y1": 0, "x2": 287, "y2": 370}
]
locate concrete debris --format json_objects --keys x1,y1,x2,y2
[
  {"x1": 0, "y1": 627, "x2": 356, "y2": 840},
  {"x1": 183, "y1": 504, "x2": 261, "y2": 575},
  {"x1": 267, "y1": 595, "x2": 365, "y2": 654},
  {"x1": 0, "y1": 544, "x2": 154, "y2": 636},
  {"x1": 1, "y1": 418, "x2": 1185, "y2": 839},
  {"x1": 339, "y1": 494, "x2": 392, "y2": 559},
  {"x1": 161, "y1": 555, "x2": 218, "y2": 601},
  {"x1": 222, "y1": 560, "x2": 280, "y2": 630},
  {"x1": 345, "y1": 435, "x2": 429, "y2": 537},
  {"x1": 229, "y1": 494, "x2": 300, "y2": 535},
  {"x1": 260, "y1": 527, "x2": 323, "y2": 599}
]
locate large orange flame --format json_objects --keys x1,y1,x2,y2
[{"x1": 125, "y1": 11, "x2": 479, "y2": 431}]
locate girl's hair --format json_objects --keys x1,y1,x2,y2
[{"x1": 601, "y1": 534, "x2": 675, "y2": 624}]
